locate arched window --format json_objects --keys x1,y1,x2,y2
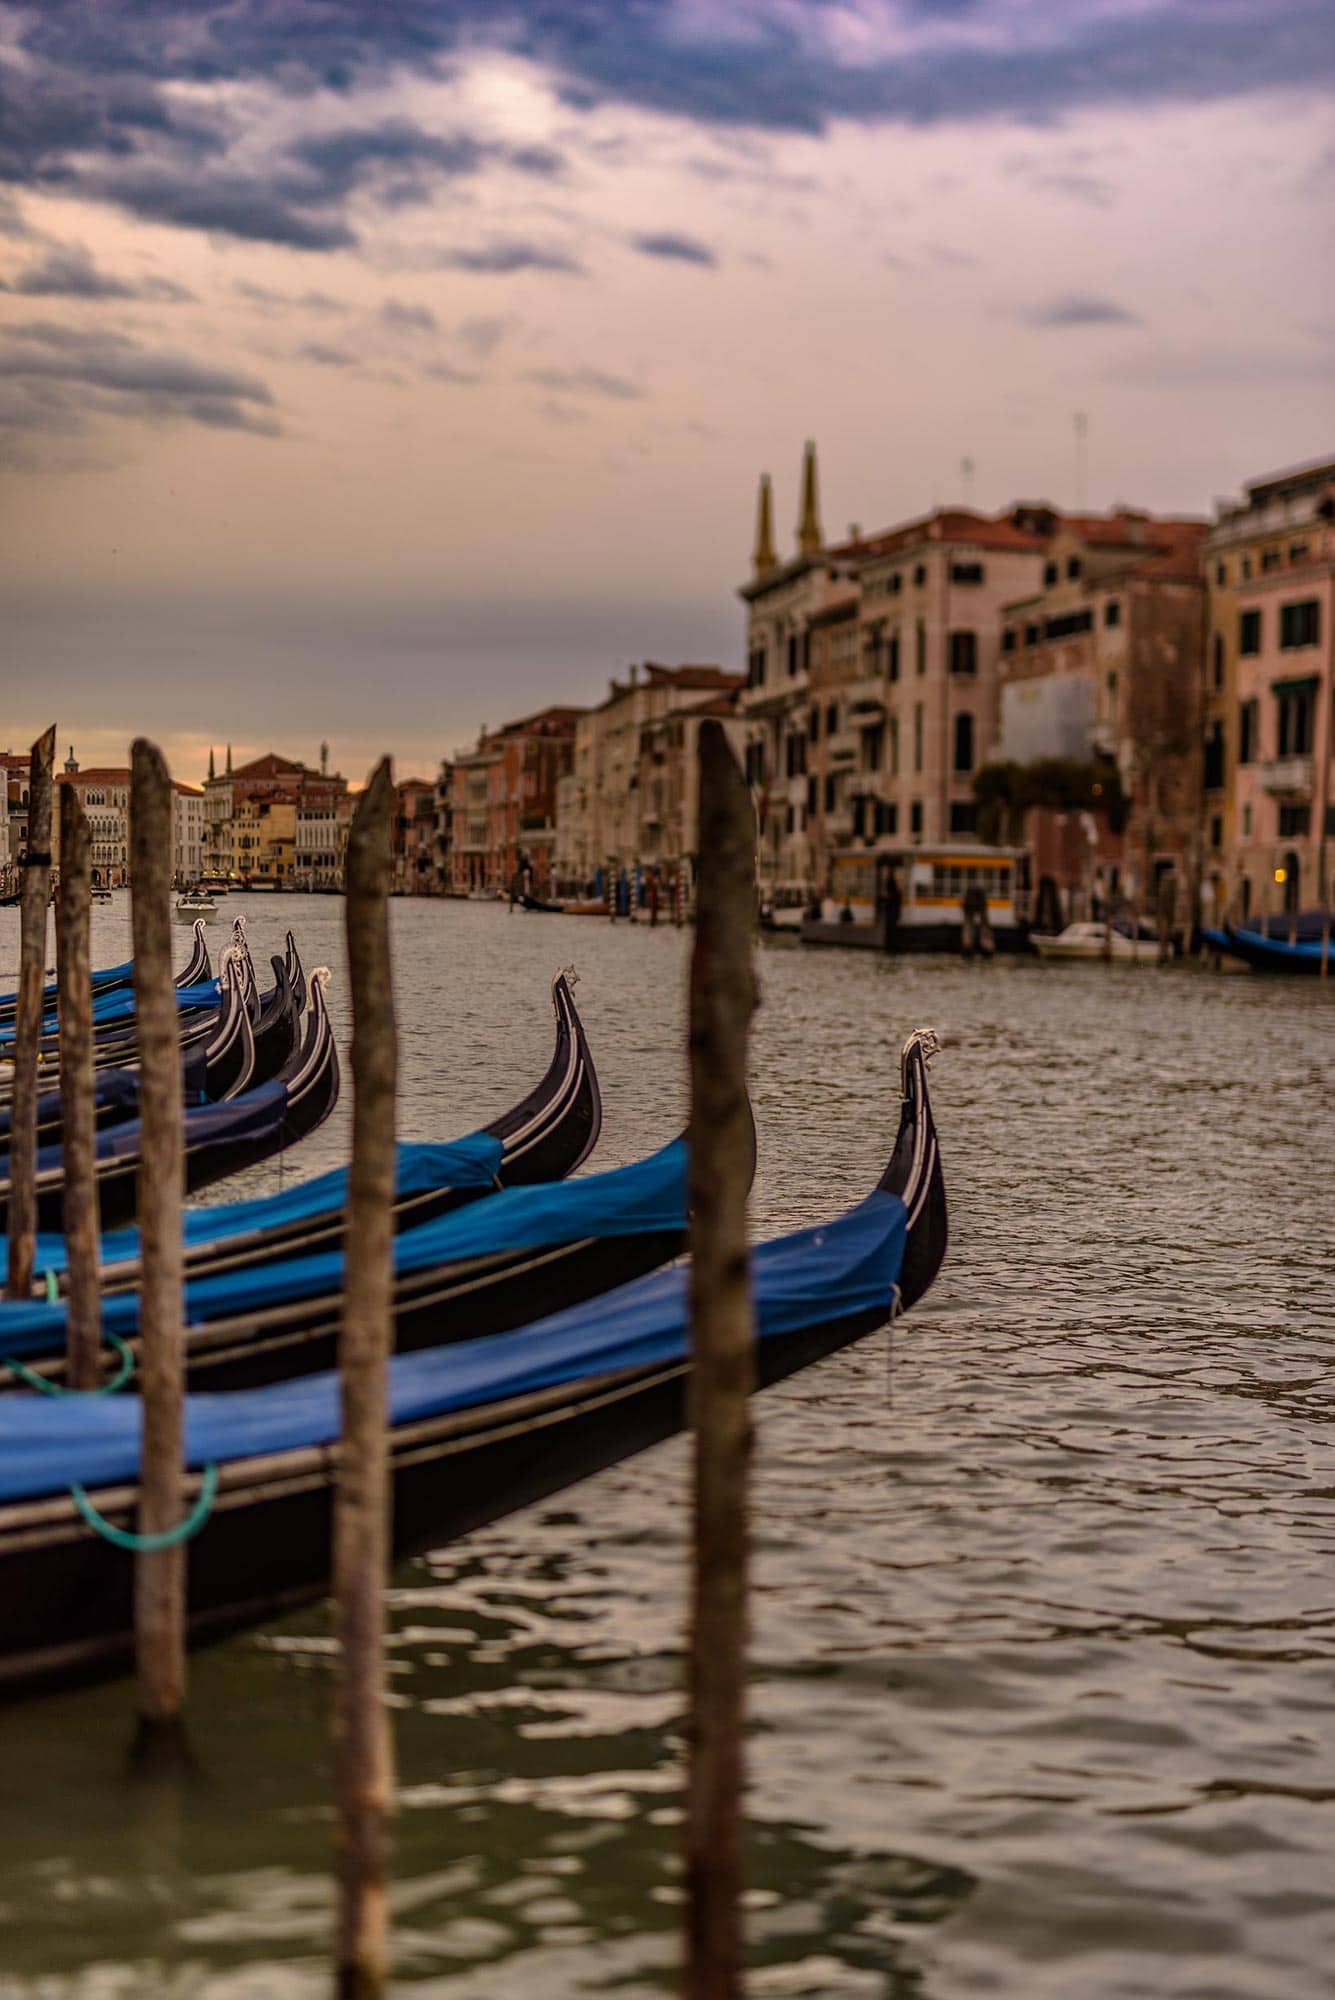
[{"x1": 953, "y1": 712, "x2": 975, "y2": 774}]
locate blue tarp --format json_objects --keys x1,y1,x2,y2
[
  {"x1": 0, "y1": 1187, "x2": 907, "y2": 1502},
  {"x1": 0, "y1": 959, "x2": 133, "y2": 1014},
  {"x1": 0, "y1": 1132, "x2": 505, "y2": 1283},
  {"x1": 0, "y1": 1139, "x2": 686, "y2": 1360},
  {"x1": 0, "y1": 980, "x2": 219, "y2": 1047},
  {"x1": 1, "y1": 1070, "x2": 291, "y2": 1183},
  {"x1": 1202, "y1": 924, "x2": 1328, "y2": 967}
]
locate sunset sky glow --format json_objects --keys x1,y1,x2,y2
[{"x1": 2, "y1": 0, "x2": 1331, "y2": 781}]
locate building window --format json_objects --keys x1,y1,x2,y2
[
  {"x1": 913, "y1": 702, "x2": 924, "y2": 774},
  {"x1": 888, "y1": 715, "x2": 899, "y2": 776},
  {"x1": 1209, "y1": 632, "x2": 1224, "y2": 689},
  {"x1": 949, "y1": 802, "x2": 978, "y2": 835},
  {"x1": 1043, "y1": 608, "x2": 1094, "y2": 641},
  {"x1": 1203, "y1": 719, "x2": 1224, "y2": 792},
  {"x1": 744, "y1": 740, "x2": 766, "y2": 787},
  {"x1": 862, "y1": 724, "x2": 884, "y2": 773},
  {"x1": 1066, "y1": 555, "x2": 1082, "y2": 580},
  {"x1": 1276, "y1": 683, "x2": 1315, "y2": 756},
  {"x1": 1241, "y1": 554, "x2": 1253, "y2": 580},
  {"x1": 1209, "y1": 814, "x2": 1223, "y2": 851},
  {"x1": 1002, "y1": 627, "x2": 1016, "y2": 652},
  {"x1": 1215, "y1": 560, "x2": 1227, "y2": 586},
  {"x1": 1261, "y1": 549, "x2": 1282, "y2": 573},
  {"x1": 826, "y1": 702, "x2": 838, "y2": 734},
  {"x1": 1104, "y1": 599, "x2": 1122, "y2": 629},
  {"x1": 1106, "y1": 669, "x2": 1118, "y2": 717},
  {"x1": 1278, "y1": 803, "x2": 1311, "y2": 838},
  {"x1": 786, "y1": 633, "x2": 800, "y2": 676},
  {"x1": 1239, "y1": 609, "x2": 1261, "y2": 655},
  {"x1": 747, "y1": 644, "x2": 766, "y2": 687},
  {"x1": 823, "y1": 773, "x2": 837, "y2": 812},
  {"x1": 1025, "y1": 623, "x2": 1040, "y2": 647},
  {"x1": 953, "y1": 712, "x2": 975, "y2": 773},
  {"x1": 886, "y1": 631, "x2": 901, "y2": 681},
  {"x1": 806, "y1": 775, "x2": 817, "y2": 814},
  {"x1": 1289, "y1": 542, "x2": 1309, "y2": 564},
  {"x1": 1280, "y1": 600, "x2": 1320, "y2": 650},
  {"x1": 913, "y1": 563, "x2": 926, "y2": 586},
  {"x1": 915, "y1": 621, "x2": 926, "y2": 675},
  {"x1": 879, "y1": 802, "x2": 898, "y2": 835},
  {"x1": 949, "y1": 630, "x2": 978, "y2": 675},
  {"x1": 910, "y1": 800, "x2": 923, "y2": 836},
  {"x1": 1043, "y1": 560, "x2": 1058, "y2": 586},
  {"x1": 950, "y1": 560, "x2": 984, "y2": 584}
]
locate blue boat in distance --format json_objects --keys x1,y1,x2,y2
[{"x1": 1202, "y1": 909, "x2": 1333, "y2": 975}]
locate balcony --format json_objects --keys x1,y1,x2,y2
[
  {"x1": 825, "y1": 730, "x2": 859, "y2": 764},
  {"x1": 1260, "y1": 755, "x2": 1313, "y2": 797}
]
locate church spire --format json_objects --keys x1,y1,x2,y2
[
  {"x1": 797, "y1": 439, "x2": 822, "y2": 556},
  {"x1": 225, "y1": 743, "x2": 232, "y2": 775},
  {"x1": 208, "y1": 745, "x2": 216, "y2": 781},
  {"x1": 752, "y1": 472, "x2": 777, "y2": 578}
]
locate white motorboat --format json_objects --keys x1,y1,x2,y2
[
  {"x1": 1031, "y1": 920, "x2": 1158, "y2": 963},
  {"x1": 175, "y1": 891, "x2": 217, "y2": 922}
]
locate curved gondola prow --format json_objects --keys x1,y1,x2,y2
[
  {"x1": 213, "y1": 954, "x2": 257, "y2": 1103},
  {"x1": 175, "y1": 918, "x2": 211, "y2": 990},
  {"x1": 486, "y1": 967, "x2": 602, "y2": 1181},
  {"x1": 277, "y1": 967, "x2": 340, "y2": 1139},
  {"x1": 877, "y1": 1028, "x2": 947, "y2": 1312},
  {"x1": 201, "y1": 950, "x2": 256, "y2": 1102},
  {"x1": 284, "y1": 931, "x2": 307, "y2": 1017}
]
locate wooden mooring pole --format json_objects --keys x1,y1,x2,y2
[
  {"x1": 684, "y1": 720, "x2": 758, "y2": 2000},
  {"x1": 129, "y1": 739, "x2": 189, "y2": 1759},
  {"x1": 334, "y1": 758, "x2": 398, "y2": 2000},
  {"x1": 57, "y1": 784, "x2": 101, "y2": 1387},
  {"x1": 5, "y1": 724, "x2": 56, "y2": 1301}
]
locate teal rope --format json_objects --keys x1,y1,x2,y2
[
  {"x1": 1, "y1": 1329, "x2": 136, "y2": 1397},
  {"x1": 43, "y1": 1269, "x2": 58, "y2": 1304},
  {"x1": 71, "y1": 1464, "x2": 219, "y2": 1552}
]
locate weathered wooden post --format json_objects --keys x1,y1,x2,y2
[
  {"x1": 684, "y1": 720, "x2": 758, "y2": 2000},
  {"x1": 334, "y1": 758, "x2": 398, "y2": 2000},
  {"x1": 5, "y1": 724, "x2": 56, "y2": 1301},
  {"x1": 57, "y1": 784, "x2": 102, "y2": 1387},
  {"x1": 129, "y1": 739, "x2": 188, "y2": 1756}
]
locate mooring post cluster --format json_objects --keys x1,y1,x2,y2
[{"x1": 58, "y1": 781, "x2": 102, "y2": 1389}]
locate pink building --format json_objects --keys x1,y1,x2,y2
[{"x1": 1230, "y1": 483, "x2": 1334, "y2": 917}]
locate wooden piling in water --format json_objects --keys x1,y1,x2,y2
[
  {"x1": 684, "y1": 720, "x2": 758, "y2": 2000},
  {"x1": 57, "y1": 784, "x2": 101, "y2": 1388},
  {"x1": 5, "y1": 725, "x2": 56, "y2": 1302},
  {"x1": 334, "y1": 758, "x2": 398, "y2": 2000},
  {"x1": 129, "y1": 739, "x2": 189, "y2": 1757}
]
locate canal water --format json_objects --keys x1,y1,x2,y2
[{"x1": 1, "y1": 897, "x2": 1332, "y2": 1998}]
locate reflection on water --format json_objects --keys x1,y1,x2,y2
[{"x1": 0, "y1": 898, "x2": 1332, "y2": 1998}]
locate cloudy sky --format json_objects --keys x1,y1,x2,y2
[{"x1": 1, "y1": 0, "x2": 1331, "y2": 783}]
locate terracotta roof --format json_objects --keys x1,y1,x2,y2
[
  {"x1": 684, "y1": 690, "x2": 742, "y2": 719},
  {"x1": 57, "y1": 767, "x2": 130, "y2": 783},
  {"x1": 643, "y1": 663, "x2": 743, "y2": 690},
  {"x1": 835, "y1": 507, "x2": 1050, "y2": 562},
  {"x1": 172, "y1": 782, "x2": 204, "y2": 797},
  {"x1": 230, "y1": 752, "x2": 307, "y2": 781}
]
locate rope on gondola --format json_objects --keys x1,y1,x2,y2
[
  {"x1": 0, "y1": 1329, "x2": 136, "y2": 1397},
  {"x1": 71, "y1": 1463, "x2": 219, "y2": 1551}
]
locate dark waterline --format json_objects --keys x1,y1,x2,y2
[{"x1": 1, "y1": 897, "x2": 1332, "y2": 1998}]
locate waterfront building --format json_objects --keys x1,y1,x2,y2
[
  {"x1": 171, "y1": 781, "x2": 206, "y2": 884},
  {"x1": 55, "y1": 753, "x2": 131, "y2": 886},
  {"x1": 393, "y1": 777, "x2": 440, "y2": 894},
  {"x1": 434, "y1": 759, "x2": 453, "y2": 894},
  {"x1": 204, "y1": 745, "x2": 349, "y2": 887},
  {"x1": 630, "y1": 679, "x2": 745, "y2": 899},
  {"x1": 999, "y1": 512, "x2": 1207, "y2": 914},
  {"x1": 1205, "y1": 457, "x2": 1335, "y2": 923},
  {"x1": 450, "y1": 706, "x2": 583, "y2": 897},
  {"x1": 555, "y1": 664, "x2": 741, "y2": 895},
  {"x1": 739, "y1": 444, "x2": 1054, "y2": 896},
  {"x1": 1, "y1": 751, "x2": 30, "y2": 891}
]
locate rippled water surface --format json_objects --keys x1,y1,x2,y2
[{"x1": 1, "y1": 896, "x2": 1332, "y2": 1998}]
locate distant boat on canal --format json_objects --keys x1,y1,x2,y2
[{"x1": 800, "y1": 845, "x2": 1027, "y2": 955}]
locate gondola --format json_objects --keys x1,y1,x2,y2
[
  {"x1": 519, "y1": 893, "x2": 566, "y2": 915},
  {"x1": 0, "y1": 1119, "x2": 712, "y2": 1394},
  {"x1": 0, "y1": 931, "x2": 300, "y2": 1102},
  {"x1": 0, "y1": 950, "x2": 257, "y2": 1161},
  {"x1": 0, "y1": 969, "x2": 340, "y2": 1233},
  {"x1": 1203, "y1": 913, "x2": 1332, "y2": 976},
  {"x1": 0, "y1": 969, "x2": 601, "y2": 1294},
  {"x1": 0, "y1": 918, "x2": 212, "y2": 1029},
  {"x1": 0, "y1": 1030, "x2": 945, "y2": 1699}
]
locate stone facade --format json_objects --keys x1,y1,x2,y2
[
  {"x1": 1000, "y1": 512, "x2": 1207, "y2": 909},
  {"x1": 393, "y1": 777, "x2": 440, "y2": 893},
  {"x1": 1205, "y1": 457, "x2": 1335, "y2": 924},
  {"x1": 449, "y1": 706, "x2": 583, "y2": 897}
]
